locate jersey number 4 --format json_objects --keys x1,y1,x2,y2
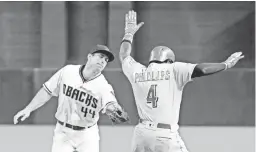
[{"x1": 146, "y1": 84, "x2": 159, "y2": 108}]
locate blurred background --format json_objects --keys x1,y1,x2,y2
[{"x1": 0, "y1": 1, "x2": 254, "y2": 152}]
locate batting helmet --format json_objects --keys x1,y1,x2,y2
[
  {"x1": 149, "y1": 46, "x2": 175, "y2": 63},
  {"x1": 91, "y1": 44, "x2": 115, "y2": 62}
]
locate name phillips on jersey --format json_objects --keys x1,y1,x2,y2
[{"x1": 134, "y1": 70, "x2": 170, "y2": 83}]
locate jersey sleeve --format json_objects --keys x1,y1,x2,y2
[
  {"x1": 121, "y1": 56, "x2": 143, "y2": 82},
  {"x1": 101, "y1": 84, "x2": 118, "y2": 114},
  {"x1": 173, "y1": 62, "x2": 197, "y2": 89},
  {"x1": 43, "y1": 65, "x2": 66, "y2": 97}
]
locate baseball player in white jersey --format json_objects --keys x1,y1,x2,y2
[
  {"x1": 119, "y1": 10, "x2": 244, "y2": 152},
  {"x1": 13, "y1": 44, "x2": 129, "y2": 152}
]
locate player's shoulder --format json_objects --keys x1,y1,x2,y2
[
  {"x1": 61, "y1": 64, "x2": 82, "y2": 71},
  {"x1": 64, "y1": 64, "x2": 81, "y2": 68},
  {"x1": 174, "y1": 61, "x2": 197, "y2": 66},
  {"x1": 173, "y1": 61, "x2": 191, "y2": 68},
  {"x1": 122, "y1": 55, "x2": 135, "y2": 64},
  {"x1": 173, "y1": 61, "x2": 188, "y2": 65},
  {"x1": 172, "y1": 61, "x2": 198, "y2": 73},
  {"x1": 98, "y1": 74, "x2": 114, "y2": 89},
  {"x1": 95, "y1": 74, "x2": 108, "y2": 84},
  {"x1": 123, "y1": 56, "x2": 145, "y2": 67}
]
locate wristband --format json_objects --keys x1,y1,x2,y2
[
  {"x1": 223, "y1": 62, "x2": 228, "y2": 70},
  {"x1": 122, "y1": 33, "x2": 134, "y2": 43},
  {"x1": 121, "y1": 39, "x2": 132, "y2": 45}
]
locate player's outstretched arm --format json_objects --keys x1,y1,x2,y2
[
  {"x1": 13, "y1": 87, "x2": 52, "y2": 124},
  {"x1": 119, "y1": 10, "x2": 144, "y2": 63},
  {"x1": 192, "y1": 52, "x2": 244, "y2": 78},
  {"x1": 104, "y1": 102, "x2": 129, "y2": 124}
]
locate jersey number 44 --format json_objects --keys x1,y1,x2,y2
[{"x1": 81, "y1": 107, "x2": 96, "y2": 118}]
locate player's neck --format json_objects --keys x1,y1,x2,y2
[{"x1": 83, "y1": 65, "x2": 101, "y2": 80}]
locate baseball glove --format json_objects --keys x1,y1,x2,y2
[{"x1": 105, "y1": 102, "x2": 129, "y2": 124}]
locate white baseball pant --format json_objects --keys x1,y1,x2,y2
[
  {"x1": 51, "y1": 122, "x2": 100, "y2": 152},
  {"x1": 131, "y1": 121, "x2": 189, "y2": 152}
]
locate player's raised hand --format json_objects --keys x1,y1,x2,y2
[
  {"x1": 125, "y1": 10, "x2": 144, "y2": 36},
  {"x1": 13, "y1": 109, "x2": 31, "y2": 124},
  {"x1": 223, "y1": 51, "x2": 244, "y2": 69}
]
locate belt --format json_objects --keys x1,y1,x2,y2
[
  {"x1": 139, "y1": 119, "x2": 171, "y2": 130},
  {"x1": 57, "y1": 120, "x2": 86, "y2": 131}
]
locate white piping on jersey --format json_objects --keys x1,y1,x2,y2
[{"x1": 43, "y1": 84, "x2": 52, "y2": 94}]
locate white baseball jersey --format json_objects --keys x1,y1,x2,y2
[
  {"x1": 122, "y1": 56, "x2": 197, "y2": 126},
  {"x1": 43, "y1": 64, "x2": 117, "y2": 127}
]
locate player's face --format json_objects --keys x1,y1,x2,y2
[{"x1": 87, "y1": 53, "x2": 109, "y2": 71}]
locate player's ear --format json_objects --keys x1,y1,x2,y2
[
  {"x1": 87, "y1": 53, "x2": 92, "y2": 59},
  {"x1": 86, "y1": 53, "x2": 92, "y2": 63}
]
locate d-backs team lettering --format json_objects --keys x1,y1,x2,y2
[{"x1": 63, "y1": 84, "x2": 98, "y2": 118}]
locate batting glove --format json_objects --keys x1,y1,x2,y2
[
  {"x1": 123, "y1": 10, "x2": 144, "y2": 43},
  {"x1": 223, "y1": 52, "x2": 244, "y2": 70}
]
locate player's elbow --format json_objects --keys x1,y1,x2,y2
[
  {"x1": 119, "y1": 50, "x2": 130, "y2": 63},
  {"x1": 200, "y1": 68, "x2": 208, "y2": 75},
  {"x1": 119, "y1": 42, "x2": 131, "y2": 60},
  {"x1": 192, "y1": 63, "x2": 226, "y2": 78},
  {"x1": 119, "y1": 52, "x2": 127, "y2": 63}
]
